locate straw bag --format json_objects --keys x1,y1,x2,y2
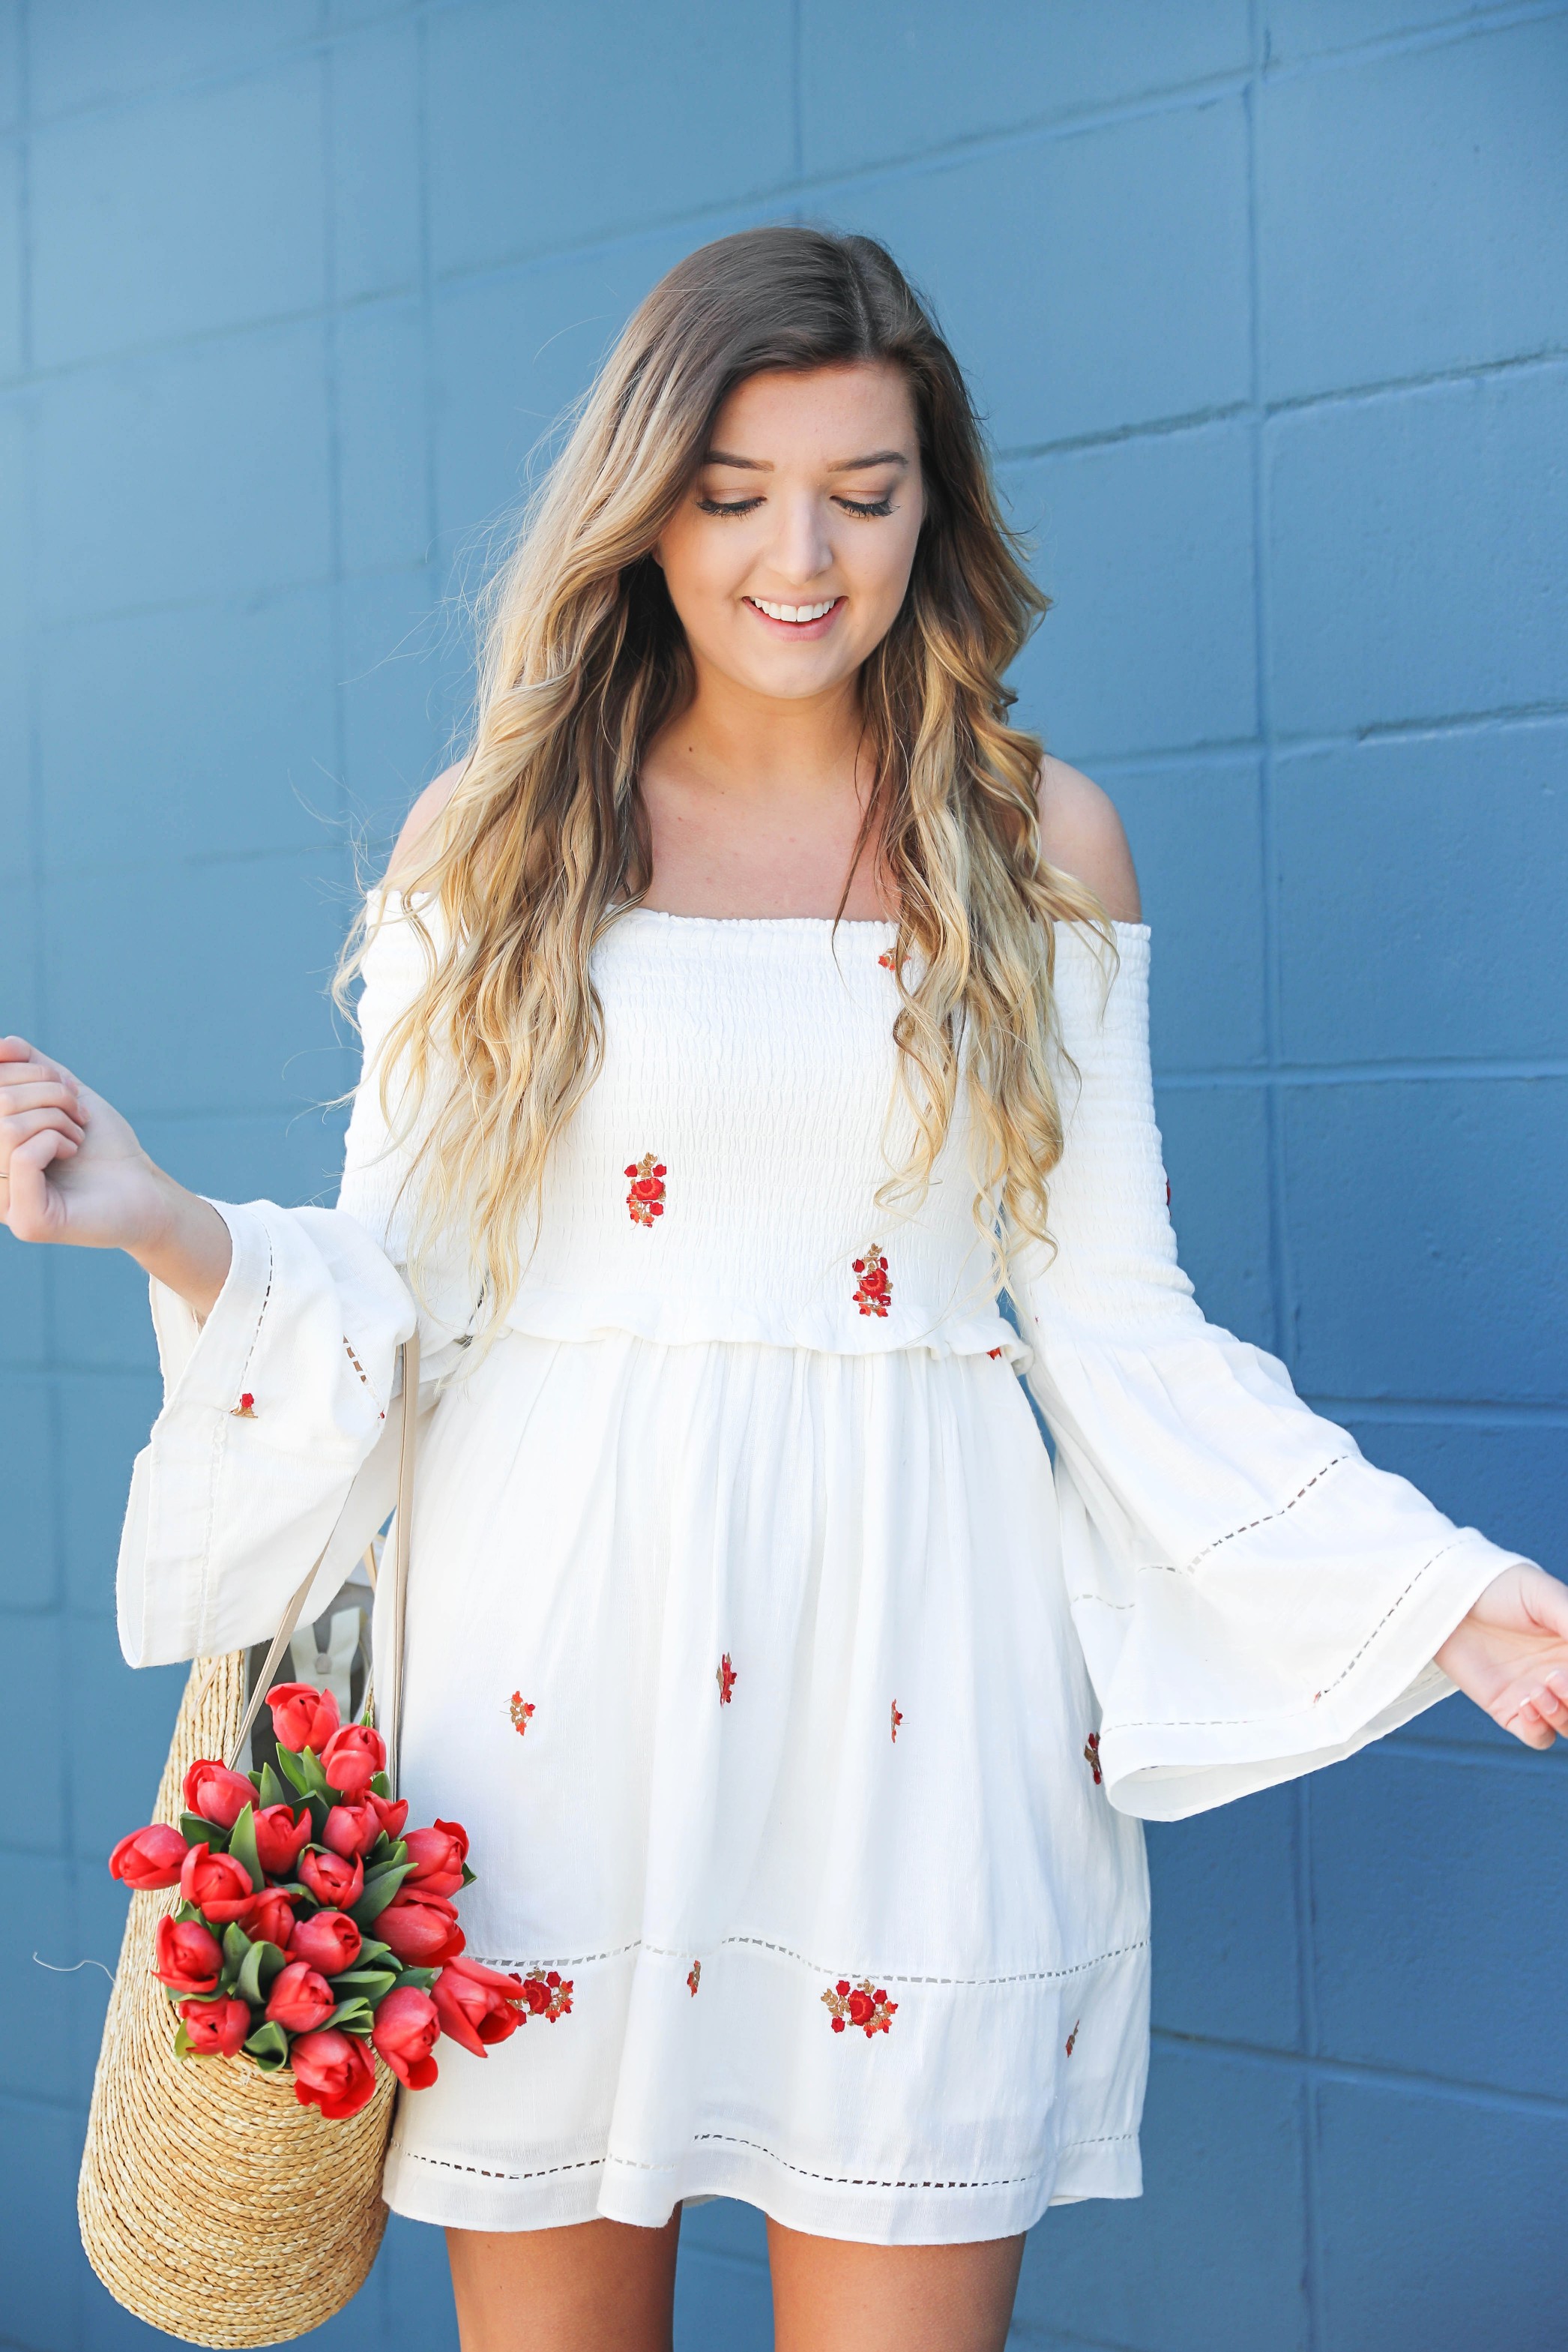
[{"x1": 78, "y1": 1336, "x2": 420, "y2": 2348}]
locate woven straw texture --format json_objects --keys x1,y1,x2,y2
[{"x1": 78, "y1": 1650, "x2": 396, "y2": 2348}]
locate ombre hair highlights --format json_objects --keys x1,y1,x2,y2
[{"x1": 337, "y1": 225, "x2": 1109, "y2": 1330}]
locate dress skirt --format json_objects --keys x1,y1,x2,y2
[{"x1": 380, "y1": 1327, "x2": 1151, "y2": 2245}]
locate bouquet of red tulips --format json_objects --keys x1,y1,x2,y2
[{"x1": 109, "y1": 1679, "x2": 567, "y2": 2121}]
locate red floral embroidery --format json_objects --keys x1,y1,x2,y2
[
  {"x1": 510, "y1": 1693, "x2": 536, "y2": 1736},
  {"x1": 1083, "y1": 1730, "x2": 1102, "y2": 1785},
  {"x1": 1065, "y1": 2018, "x2": 1079, "y2": 2056},
  {"x1": 851, "y1": 1244, "x2": 891, "y2": 1317},
  {"x1": 716, "y1": 1653, "x2": 737, "y2": 1706},
  {"x1": 687, "y1": 1960, "x2": 702, "y2": 1997},
  {"x1": 230, "y1": 1393, "x2": 256, "y2": 1420},
  {"x1": 519, "y1": 1968, "x2": 573, "y2": 2022},
  {"x1": 988, "y1": 1347, "x2": 1003, "y2": 1359},
  {"x1": 823, "y1": 1978, "x2": 898, "y2": 2037},
  {"x1": 877, "y1": 948, "x2": 896, "y2": 972},
  {"x1": 624, "y1": 1152, "x2": 667, "y2": 1226},
  {"x1": 890, "y1": 1700, "x2": 903, "y2": 1742}
]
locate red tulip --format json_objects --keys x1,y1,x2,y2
[
  {"x1": 265, "y1": 1961, "x2": 337, "y2": 2034},
  {"x1": 179, "y1": 1842, "x2": 255, "y2": 1924},
  {"x1": 109, "y1": 1823, "x2": 188, "y2": 1890},
  {"x1": 178, "y1": 1995, "x2": 250, "y2": 2057},
  {"x1": 181, "y1": 1760, "x2": 258, "y2": 1832},
  {"x1": 152, "y1": 1916, "x2": 223, "y2": 1996},
  {"x1": 322, "y1": 1802, "x2": 380, "y2": 1860},
  {"x1": 253, "y1": 1803, "x2": 312, "y2": 1879},
  {"x1": 371, "y1": 1987, "x2": 441, "y2": 2090},
  {"x1": 265, "y1": 1682, "x2": 340, "y2": 1755},
  {"x1": 242, "y1": 1887, "x2": 297, "y2": 1951},
  {"x1": 289, "y1": 1909, "x2": 362, "y2": 1976},
  {"x1": 320, "y1": 1724, "x2": 385, "y2": 1798},
  {"x1": 289, "y1": 2027, "x2": 378, "y2": 2120},
  {"x1": 368, "y1": 1791, "x2": 409, "y2": 1841},
  {"x1": 372, "y1": 1888, "x2": 465, "y2": 1967},
  {"x1": 432, "y1": 1955, "x2": 525, "y2": 2058},
  {"x1": 401, "y1": 1820, "x2": 468, "y2": 1899},
  {"x1": 299, "y1": 1847, "x2": 364, "y2": 1910}
]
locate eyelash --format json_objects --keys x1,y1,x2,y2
[{"x1": 696, "y1": 496, "x2": 895, "y2": 520}]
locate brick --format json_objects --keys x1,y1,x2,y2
[
  {"x1": 57, "y1": 1371, "x2": 163, "y2": 1619},
  {"x1": 379, "y1": 2215, "x2": 459, "y2": 2348},
  {"x1": 28, "y1": 0, "x2": 317, "y2": 119},
  {"x1": 1266, "y1": 364, "x2": 1568, "y2": 736},
  {"x1": 1310, "y1": 1747, "x2": 1568, "y2": 2098},
  {"x1": 430, "y1": 231, "x2": 699, "y2": 542},
  {"x1": 1005, "y1": 422, "x2": 1257, "y2": 763},
  {"x1": 0, "y1": 2096, "x2": 83, "y2": 2351},
  {"x1": 1107, "y1": 757, "x2": 1267, "y2": 1071},
  {"x1": 1266, "y1": 0, "x2": 1527, "y2": 65},
  {"x1": 1260, "y1": 15, "x2": 1568, "y2": 397},
  {"x1": 1283, "y1": 1076, "x2": 1568, "y2": 1401},
  {"x1": 0, "y1": 1857, "x2": 77, "y2": 2101},
  {"x1": 1276, "y1": 721, "x2": 1568, "y2": 1065},
  {"x1": 31, "y1": 61, "x2": 327, "y2": 368},
  {"x1": 845, "y1": 96, "x2": 1252, "y2": 451},
  {"x1": 42, "y1": 847, "x2": 354, "y2": 1122},
  {"x1": 1315, "y1": 2076, "x2": 1568, "y2": 2351},
  {"x1": 803, "y1": 0, "x2": 1251, "y2": 177},
  {"x1": 337, "y1": 568, "x2": 452, "y2": 856},
  {"x1": 1014, "y1": 2043, "x2": 1310, "y2": 2351},
  {"x1": 1148, "y1": 1784, "x2": 1303, "y2": 2051},
  {"x1": 0, "y1": 132, "x2": 20, "y2": 380},
  {"x1": 38, "y1": 588, "x2": 340, "y2": 876},
  {"x1": 0, "y1": 1613, "x2": 66, "y2": 1852},
  {"x1": 1155, "y1": 1083, "x2": 1276, "y2": 1352},
  {"x1": 67, "y1": 1616, "x2": 185, "y2": 1859},
  {"x1": 34, "y1": 324, "x2": 334, "y2": 624},
  {"x1": 331, "y1": 18, "x2": 421, "y2": 304},
  {"x1": 0, "y1": 1370, "x2": 57, "y2": 1608},
  {"x1": 337, "y1": 301, "x2": 430, "y2": 575},
  {"x1": 675, "y1": 2243, "x2": 776, "y2": 2351},
  {"x1": 426, "y1": 1, "x2": 793, "y2": 277}
]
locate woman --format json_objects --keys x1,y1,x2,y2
[{"x1": 2, "y1": 228, "x2": 1564, "y2": 2352}]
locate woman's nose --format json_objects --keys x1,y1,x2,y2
[{"x1": 767, "y1": 493, "x2": 834, "y2": 586}]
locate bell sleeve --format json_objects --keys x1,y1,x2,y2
[
  {"x1": 116, "y1": 894, "x2": 468, "y2": 1670},
  {"x1": 1016, "y1": 922, "x2": 1532, "y2": 1823}
]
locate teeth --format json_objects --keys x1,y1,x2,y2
[{"x1": 751, "y1": 597, "x2": 838, "y2": 624}]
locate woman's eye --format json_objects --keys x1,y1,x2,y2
[
  {"x1": 836, "y1": 496, "x2": 896, "y2": 519},
  {"x1": 696, "y1": 496, "x2": 763, "y2": 517}
]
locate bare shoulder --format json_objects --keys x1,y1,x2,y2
[
  {"x1": 388, "y1": 761, "x2": 465, "y2": 887},
  {"x1": 1035, "y1": 755, "x2": 1142, "y2": 923}
]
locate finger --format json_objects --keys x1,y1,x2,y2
[
  {"x1": 1525, "y1": 1569, "x2": 1568, "y2": 1643},
  {"x1": 0, "y1": 1107, "x2": 85, "y2": 1153},
  {"x1": 1504, "y1": 1696, "x2": 1555, "y2": 1751},
  {"x1": 0, "y1": 1079, "x2": 85, "y2": 1117},
  {"x1": 0, "y1": 1035, "x2": 40, "y2": 1062},
  {"x1": 2, "y1": 1131, "x2": 66, "y2": 1240},
  {"x1": 0, "y1": 1047, "x2": 72, "y2": 1092}
]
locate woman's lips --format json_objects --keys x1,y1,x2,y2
[{"x1": 743, "y1": 595, "x2": 845, "y2": 641}]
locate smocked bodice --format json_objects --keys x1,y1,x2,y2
[{"x1": 340, "y1": 903, "x2": 1024, "y2": 1361}]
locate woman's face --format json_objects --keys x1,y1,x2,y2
[{"x1": 654, "y1": 361, "x2": 925, "y2": 705}]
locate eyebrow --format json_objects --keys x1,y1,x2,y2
[{"x1": 702, "y1": 448, "x2": 911, "y2": 473}]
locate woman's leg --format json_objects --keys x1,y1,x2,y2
[
  {"x1": 446, "y1": 2211, "x2": 684, "y2": 2352},
  {"x1": 767, "y1": 2219, "x2": 1027, "y2": 2352}
]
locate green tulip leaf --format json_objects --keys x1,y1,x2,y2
[
  {"x1": 234, "y1": 1935, "x2": 289, "y2": 2007},
  {"x1": 355, "y1": 1936, "x2": 393, "y2": 1967},
  {"x1": 298, "y1": 1748, "x2": 331, "y2": 1798},
  {"x1": 244, "y1": 2019, "x2": 291, "y2": 2072},
  {"x1": 391, "y1": 1966, "x2": 438, "y2": 1994},
  {"x1": 274, "y1": 1747, "x2": 310, "y2": 1796},
  {"x1": 331, "y1": 1968, "x2": 398, "y2": 2004},
  {"x1": 325, "y1": 1997, "x2": 376, "y2": 2035},
  {"x1": 179, "y1": 1811, "x2": 227, "y2": 1851},
  {"x1": 226, "y1": 1802, "x2": 262, "y2": 1890},
  {"x1": 370, "y1": 1770, "x2": 391, "y2": 1799},
  {"x1": 220, "y1": 1922, "x2": 256, "y2": 1976},
  {"x1": 460, "y1": 1863, "x2": 477, "y2": 1888},
  {"x1": 351, "y1": 1860, "x2": 413, "y2": 1929},
  {"x1": 256, "y1": 1760, "x2": 290, "y2": 1810},
  {"x1": 306, "y1": 1793, "x2": 334, "y2": 1840},
  {"x1": 173, "y1": 2023, "x2": 195, "y2": 2060}
]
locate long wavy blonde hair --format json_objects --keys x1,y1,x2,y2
[{"x1": 338, "y1": 226, "x2": 1108, "y2": 1327}]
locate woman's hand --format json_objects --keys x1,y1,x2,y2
[
  {"x1": 0, "y1": 1035, "x2": 232, "y2": 1316},
  {"x1": 1435, "y1": 1563, "x2": 1568, "y2": 1748}
]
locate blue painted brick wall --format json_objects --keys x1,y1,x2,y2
[{"x1": 1, "y1": 7, "x2": 1564, "y2": 2348}]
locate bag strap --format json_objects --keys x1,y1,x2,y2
[{"x1": 226, "y1": 1332, "x2": 421, "y2": 1793}]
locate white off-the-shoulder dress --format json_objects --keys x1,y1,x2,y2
[{"x1": 116, "y1": 906, "x2": 1525, "y2": 2246}]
